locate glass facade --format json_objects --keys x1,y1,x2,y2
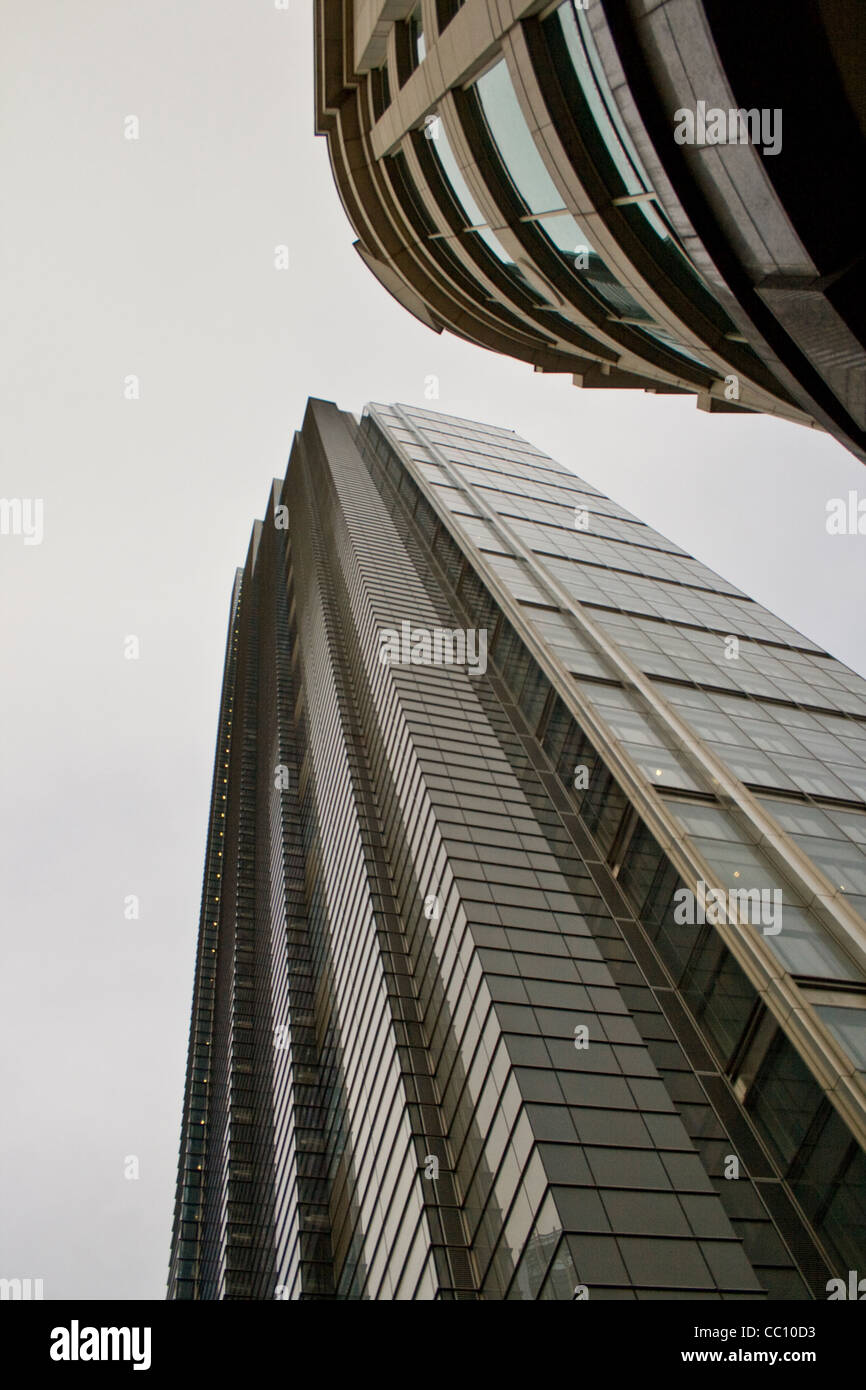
[
  {"x1": 473, "y1": 57, "x2": 658, "y2": 328},
  {"x1": 400, "y1": 37, "x2": 729, "y2": 382},
  {"x1": 370, "y1": 2, "x2": 754, "y2": 391},
  {"x1": 169, "y1": 399, "x2": 866, "y2": 1299},
  {"x1": 318, "y1": 1, "x2": 866, "y2": 465}
]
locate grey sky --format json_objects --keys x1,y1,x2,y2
[{"x1": 1, "y1": 2, "x2": 864, "y2": 1301}]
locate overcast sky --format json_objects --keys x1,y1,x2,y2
[{"x1": 1, "y1": 2, "x2": 864, "y2": 1302}]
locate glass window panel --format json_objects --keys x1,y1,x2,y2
[
  {"x1": 837, "y1": 766, "x2": 866, "y2": 802},
  {"x1": 774, "y1": 756, "x2": 854, "y2": 800},
  {"x1": 793, "y1": 1108, "x2": 866, "y2": 1277},
  {"x1": 829, "y1": 808, "x2": 866, "y2": 845},
  {"x1": 535, "y1": 211, "x2": 587, "y2": 254},
  {"x1": 738, "y1": 721, "x2": 806, "y2": 756},
  {"x1": 575, "y1": 680, "x2": 640, "y2": 710},
  {"x1": 475, "y1": 60, "x2": 566, "y2": 215},
  {"x1": 582, "y1": 270, "x2": 650, "y2": 319},
  {"x1": 793, "y1": 728, "x2": 852, "y2": 761},
  {"x1": 460, "y1": 516, "x2": 513, "y2": 554},
  {"x1": 763, "y1": 905, "x2": 860, "y2": 980},
  {"x1": 689, "y1": 834, "x2": 801, "y2": 903},
  {"x1": 621, "y1": 742, "x2": 701, "y2": 791},
  {"x1": 539, "y1": 1237, "x2": 578, "y2": 1299},
  {"x1": 471, "y1": 225, "x2": 515, "y2": 263},
  {"x1": 639, "y1": 323, "x2": 709, "y2": 366},
  {"x1": 792, "y1": 837, "x2": 866, "y2": 899},
  {"x1": 814, "y1": 1005, "x2": 866, "y2": 1072},
  {"x1": 555, "y1": 0, "x2": 645, "y2": 196},
  {"x1": 758, "y1": 799, "x2": 838, "y2": 839},
  {"x1": 409, "y1": 5, "x2": 425, "y2": 64},
  {"x1": 703, "y1": 742, "x2": 798, "y2": 791},
  {"x1": 666, "y1": 800, "x2": 737, "y2": 841},
  {"x1": 681, "y1": 708, "x2": 746, "y2": 744},
  {"x1": 487, "y1": 555, "x2": 553, "y2": 605},
  {"x1": 428, "y1": 116, "x2": 497, "y2": 236},
  {"x1": 746, "y1": 1031, "x2": 824, "y2": 1169},
  {"x1": 562, "y1": 648, "x2": 615, "y2": 678},
  {"x1": 841, "y1": 734, "x2": 866, "y2": 762},
  {"x1": 680, "y1": 928, "x2": 756, "y2": 1062},
  {"x1": 600, "y1": 705, "x2": 667, "y2": 747}
]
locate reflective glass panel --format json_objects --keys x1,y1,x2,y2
[{"x1": 475, "y1": 61, "x2": 566, "y2": 215}]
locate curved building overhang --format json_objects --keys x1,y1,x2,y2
[
  {"x1": 597, "y1": 0, "x2": 866, "y2": 462},
  {"x1": 315, "y1": 0, "x2": 865, "y2": 462}
]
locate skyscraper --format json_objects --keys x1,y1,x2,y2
[
  {"x1": 315, "y1": 0, "x2": 866, "y2": 463},
  {"x1": 169, "y1": 398, "x2": 866, "y2": 1300}
]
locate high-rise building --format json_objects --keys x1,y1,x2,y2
[
  {"x1": 168, "y1": 398, "x2": 866, "y2": 1300},
  {"x1": 315, "y1": 1, "x2": 866, "y2": 463}
]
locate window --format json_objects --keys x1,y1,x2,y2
[
  {"x1": 743, "y1": 1027, "x2": 825, "y2": 1169},
  {"x1": 409, "y1": 6, "x2": 425, "y2": 66},
  {"x1": 542, "y1": 1, "x2": 743, "y2": 349},
  {"x1": 396, "y1": 6, "x2": 425, "y2": 85},
  {"x1": 471, "y1": 60, "x2": 711, "y2": 351},
  {"x1": 473, "y1": 62, "x2": 643, "y2": 316},
  {"x1": 814, "y1": 1003, "x2": 866, "y2": 1073},
  {"x1": 475, "y1": 60, "x2": 567, "y2": 217},
  {"x1": 424, "y1": 116, "x2": 514, "y2": 264},
  {"x1": 640, "y1": 323, "x2": 709, "y2": 368},
  {"x1": 436, "y1": 0, "x2": 464, "y2": 31},
  {"x1": 758, "y1": 799, "x2": 866, "y2": 929},
  {"x1": 370, "y1": 64, "x2": 391, "y2": 121},
  {"x1": 549, "y1": 0, "x2": 700, "y2": 263},
  {"x1": 664, "y1": 797, "x2": 863, "y2": 982}
]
